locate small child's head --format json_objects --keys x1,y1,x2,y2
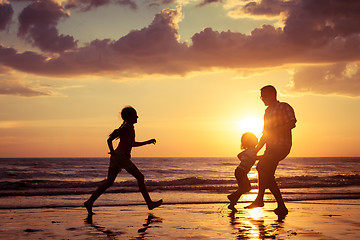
[
  {"x1": 121, "y1": 106, "x2": 137, "y2": 123},
  {"x1": 241, "y1": 132, "x2": 258, "y2": 149}
]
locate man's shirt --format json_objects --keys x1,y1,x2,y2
[{"x1": 263, "y1": 101, "x2": 296, "y2": 149}]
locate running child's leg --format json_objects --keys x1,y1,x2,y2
[
  {"x1": 84, "y1": 166, "x2": 119, "y2": 214},
  {"x1": 126, "y1": 165, "x2": 162, "y2": 210}
]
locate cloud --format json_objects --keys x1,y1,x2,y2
[
  {"x1": 289, "y1": 63, "x2": 360, "y2": 97},
  {"x1": 0, "y1": 1, "x2": 13, "y2": 31},
  {"x1": 197, "y1": 0, "x2": 224, "y2": 7},
  {"x1": 1, "y1": 0, "x2": 360, "y2": 97},
  {"x1": 227, "y1": 0, "x2": 294, "y2": 19},
  {"x1": 284, "y1": 0, "x2": 360, "y2": 46},
  {"x1": 17, "y1": 0, "x2": 77, "y2": 53},
  {"x1": 64, "y1": 0, "x2": 137, "y2": 11},
  {"x1": 2, "y1": 2, "x2": 360, "y2": 73},
  {"x1": 239, "y1": 0, "x2": 293, "y2": 17},
  {"x1": 0, "y1": 121, "x2": 21, "y2": 129},
  {"x1": 0, "y1": 65, "x2": 82, "y2": 97},
  {"x1": 243, "y1": 0, "x2": 290, "y2": 15},
  {"x1": 0, "y1": 77, "x2": 53, "y2": 97},
  {"x1": 0, "y1": 7, "x2": 188, "y2": 76}
]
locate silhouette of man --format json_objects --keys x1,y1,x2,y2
[{"x1": 245, "y1": 85, "x2": 296, "y2": 216}]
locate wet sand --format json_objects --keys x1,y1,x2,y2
[{"x1": 0, "y1": 199, "x2": 359, "y2": 240}]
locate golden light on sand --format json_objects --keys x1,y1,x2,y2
[
  {"x1": 248, "y1": 208, "x2": 263, "y2": 220},
  {"x1": 237, "y1": 116, "x2": 264, "y2": 137}
]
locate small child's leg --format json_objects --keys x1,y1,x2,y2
[
  {"x1": 227, "y1": 189, "x2": 243, "y2": 212},
  {"x1": 228, "y1": 202, "x2": 237, "y2": 212},
  {"x1": 242, "y1": 176, "x2": 252, "y2": 193},
  {"x1": 228, "y1": 190, "x2": 242, "y2": 204}
]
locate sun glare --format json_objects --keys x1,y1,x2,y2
[{"x1": 237, "y1": 116, "x2": 263, "y2": 137}]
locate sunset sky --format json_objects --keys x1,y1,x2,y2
[{"x1": 0, "y1": 0, "x2": 359, "y2": 158}]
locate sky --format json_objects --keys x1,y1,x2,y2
[{"x1": 0, "y1": 0, "x2": 359, "y2": 158}]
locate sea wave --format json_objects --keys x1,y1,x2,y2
[{"x1": 1, "y1": 174, "x2": 359, "y2": 197}]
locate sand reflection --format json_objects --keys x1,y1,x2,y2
[
  {"x1": 229, "y1": 208, "x2": 284, "y2": 239},
  {"x1": 137, "y1": 213, "x2": 163, "y2": 239},
  {"x1": 84, "y1": 214, "x2": 118, "y2": 239}
]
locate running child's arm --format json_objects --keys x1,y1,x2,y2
[
  {"x1": 107, "y1": 129, "x2": 119, "y2": 154},
  {"x1": 133, "y1": 139, "x2": 156, "y2": 147},
  {"x1": 107, "y1": 137, "x2": 116, "y2": 154}
]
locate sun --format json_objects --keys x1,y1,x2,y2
[{"x1": 237, "y1": 116, "x2": 264, "y2": 137}]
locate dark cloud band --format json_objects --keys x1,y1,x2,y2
[{"x1": 1, "y1": 0, "x2": 360, "y2": 97}]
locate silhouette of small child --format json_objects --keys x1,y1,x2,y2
[{"x1": 227, "y1": 132, "x2": 258, "y2": 212}]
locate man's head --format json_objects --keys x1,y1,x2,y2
[{"x1": 260, "y1": 85, "x2": 277, "y2": 106}]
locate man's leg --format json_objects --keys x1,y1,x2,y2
[
  {"x1": 248, "y1": 148, "x2": 289, "y2": 214},
  {"x1": 268, "y1": 176, "x2": 288, "y2": 215},
  {"x1": 245, "y1": 151, "x2": 280, "y2": 209},
  {"x1": 244, "y1": 169, "x2": 266, "y2": 209}
]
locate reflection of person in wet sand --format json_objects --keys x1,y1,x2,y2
[
  {"x1": 84, "y1": 215, "x2": 117, "y2": 238},
  {"x1": 137, "y1": 213, "x2": 162, "y2": 238},
  {"x1": 245, "y1": 85, "x2": 296, "y2": 217},
  {"x1": 227, "y1": 132, "x2": 258, "y2": 212},
  {"x1": 84, "y1": 106, "x2": 162, "y2": 215}
]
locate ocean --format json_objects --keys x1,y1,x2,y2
[{"x1": 0, "y1": 157, "x2": 359, "y2": 209}]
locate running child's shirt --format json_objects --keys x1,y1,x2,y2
[{"x1": 109, "y1": 124, "x2": 135, "y2": 155}]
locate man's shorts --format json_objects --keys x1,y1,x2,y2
[
  {"x1": 109, "y1": 152, "x2": 135, "y2": 171},
  {"x1": 256, "y1": 146, "x2": 290, "y2": 175}
]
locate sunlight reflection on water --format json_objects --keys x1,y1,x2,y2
[{"x1": 229, "y1": 207, "x2": 284, "y2": 240}]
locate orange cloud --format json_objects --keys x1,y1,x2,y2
[
  {"x1": 0, "y1": 77, "x2": 53, "y2": 97},
  {"x1": 290, "y1": 63, "x2": 360, "y2": 97}
]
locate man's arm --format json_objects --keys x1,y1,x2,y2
[
  {"x1": 281, "y1": 103, "x2": 297, "y2": 131},
  {"x1": 255, "y1": 136, "x2": 266, "y2": 153},
  {"x1": 275, "y1": 119, "x2": 296, "y2": 133}
]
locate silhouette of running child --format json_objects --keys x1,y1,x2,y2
[
  {"x1": 227, "y1": 132, "x2": 258, "y2": 212},
  {"x1": 84, "y1": 106, "x2": 162, "y2": 215}
]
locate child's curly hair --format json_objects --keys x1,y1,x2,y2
[{"x1": 241, "y1": 132, "x2": 258, "y2": 149}]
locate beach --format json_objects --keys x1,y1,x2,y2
[
  {"x1": 1, "y1": 199, "x2": 359, "y2": 240},
  {"x1": 1, "y1": 157, "x2": 359, "y2": 239}
]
